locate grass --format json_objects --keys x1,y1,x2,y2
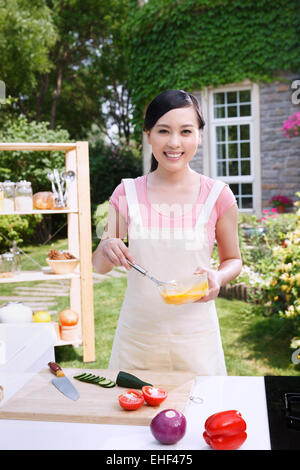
[{"x1": 4, "y1": 238, "x2": 300, "y2": 376}]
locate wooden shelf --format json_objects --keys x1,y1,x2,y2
[
  {"x1": 0, "y1": 209, "x2": 78, "y2": 215},
  {"x1": 0, "y1": 143, "x2": 77, "y2": 151},
  {"x1": 0, "y1": 270, "x2": 79, "y2": 284},
  {"x1": 54, "y1": 338, "x2": 82, "y2": 347},
  {"x1": 0, "y1": 141, "x2": 95, "y2": 362}
]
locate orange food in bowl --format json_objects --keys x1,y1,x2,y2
[{"x1": 160, "y1": 279, "x2": 208, "y2": 305}]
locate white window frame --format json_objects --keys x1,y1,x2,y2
[{"x1": 201, "y1": 81, "x2": 261, "y2": 214}]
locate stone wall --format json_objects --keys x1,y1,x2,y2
[
  {"x1": 260, "y1": 71, "x2": 300, "y2": 208},
  {"x1": 143, "y1": 74, "x2": 300, "y2": 209}
]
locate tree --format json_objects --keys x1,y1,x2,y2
[
  {"x1": 0, "y1": 0, "x2": 57, "y2": 96},
  {"x1": 8, "y1": 0, "x2": 133, "y2": 144}
]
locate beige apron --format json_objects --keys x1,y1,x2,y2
[{"x1": 108, "y1": 178, "x2": 227, "y2": 375}]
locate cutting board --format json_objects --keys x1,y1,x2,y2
[{"x1": 0, "y1": 368, "x2": 196, "y2": 426}]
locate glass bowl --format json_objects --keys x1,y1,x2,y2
[{"x1": 159, "y1": 273, "x2": 208, "y2": 305}]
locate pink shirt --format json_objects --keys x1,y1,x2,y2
[{"x1": 109, "y1": 174, "x2": 237, "y2": 253}]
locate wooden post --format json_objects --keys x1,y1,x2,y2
[
  {"x1": 76, "y1": 141, "x2": 95, "y2": 362},
  {"x1": 66, "y1": 149, "x2": 81, "y2": 335}
]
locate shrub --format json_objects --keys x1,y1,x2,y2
[
  {"x1": 93, "y1": 200, "x2": 109, "y2": 240},
  {"x1": 89, "y1": 138, "x2": 142, "y2": 210},
  {"x1": 262, "y1": 193, "x2": 300, "y2": 345},
  {"x1": 0, "y1": 116, "x2": 71, "y2": 193},
  {"x1": 0, "y1": 214, "x2": 42, "y2": 252}
]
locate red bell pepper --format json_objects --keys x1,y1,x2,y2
[{"x1": 203, "y1": 410, "x2": 247, "y2": 450}]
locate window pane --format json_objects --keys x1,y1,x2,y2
[
  {"x1": 229, "y1": 184, "x2": 239, "y2": 195},
  {"x1": 216, "y1": 126, "x2": 225, "y2": 141},
  {"x1": 241, "y1": 142, "x2": 250, "y2": 158},
  {"x1": 217, "y1": 161, "x2": 227, "y2": 177},
  {"x1": 241, "y1": 160, "x2": 251, "y2": 175},
  {"x1": 240, "y1": 124, "x2": 250, "y2": 140},
  {"x1": 214, "y1": 106, "x2": 225, "y2": 118},
  {"x1": 227, "y1": 91, "x2": 237, "y2": 104},
  {"x1": 239, "y1": 90, "x2": 251, "y2": 102},
  {"x1": 228, "y1": 105, "x2": 238, "y2": 118},
  {"x1": 228, "y1": 143, "x2": 238, "y2": 158},
  {"x1": 241, "y1": 197, "x2": 253, "y2": 209},
  {"x1": 214, "y1": 93, "x2": 225, "y2": 105},
  {"x1": 240, "y1": 104, "x2": 251, "y2": 116},
  {"x1": 228, "y1": 125, "x2": 238, "y2": 141},
  {"x1": 228, "y1": 160, "x2": 239, "y2": 176},
  {"x1": 217, "y1": 143, "x2": 226, "y2": 159},
  {"x1": 242, "y1": 183, "x2": 253, "y2": 195}
]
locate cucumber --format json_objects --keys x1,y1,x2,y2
[
  {"x1": 98, "y1": 379, "x2": 113, "y2": 386},
  {"x1": 116, "y1": 371, "x2": 153, "y2": 389},
  {"x1": 73, "y1": 372, "x2": 116, "y2": 388},
  {"x1": 102, "y1": 381, "x2": 116, "y2": 388}
]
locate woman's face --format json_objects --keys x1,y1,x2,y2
[{"x1": 146, "y1": 106, "x2": 202, "y2": 172}]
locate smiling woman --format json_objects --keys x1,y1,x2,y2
[{"x1": 92, "y1": 89, "x2": 242, "y2": 376}]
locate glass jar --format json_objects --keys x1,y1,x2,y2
[
  {"x1": 10, "y1": 241, "x2": 22, "y2": 274},
  {"x1": 15, "y1": 180, "x2": 33, "y2": 212},
  {"x1": 0, "y1": 184, "x2": 3, "y2": 212},
  {"x1": 1, "y1": 252, "x2": 15, "y2": 276},
  {"x1": 3, "y1": 181, "x2": 15, "y2": 212}
]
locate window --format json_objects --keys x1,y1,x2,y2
[{"x1": 209, "y1": 87, "x2": 257, "y2": 211}]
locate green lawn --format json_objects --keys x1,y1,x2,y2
[
  {"x1": 56, "y1": 276, "x2": 300, "y2": 376},
  {"x1": 4, "y1": 238, "x2": 300, "y2": 376}
]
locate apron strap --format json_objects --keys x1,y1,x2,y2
[
  {"x1": 122, "y1": 178, "x2": 143, "y2": 227},
  {"x1": 195, "y1": 180, "x2": 226, "y2": 228}
]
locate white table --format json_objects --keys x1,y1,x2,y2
[{"x1": 0, "y1": 376, "x2": 271, "y2": 450}]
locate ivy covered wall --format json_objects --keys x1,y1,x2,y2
[{"x1": 126, "y1": 0, "x2": 300, "y2": 136}]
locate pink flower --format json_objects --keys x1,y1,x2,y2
[
  {"x1": 271, "y1": 207, "x2": 277, "y2": 213},
  {"x1": 283, "y1": 112, "x2": 300, "y2": 138}
]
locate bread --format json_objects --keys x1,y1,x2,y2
[{"x1": 33, "y1": 192, "x2": 56, "y2": 210}]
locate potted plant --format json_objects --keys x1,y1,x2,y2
[{"x1": 269, "y1": 194, "x2": 294, "y2": 213}]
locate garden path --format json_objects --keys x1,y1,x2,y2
[{"x1": 0, "y1": 267, "x2": 127, "y2": 315}]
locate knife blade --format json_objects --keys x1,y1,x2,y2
[{"x1": 48, "y1": 361, "x2": 79, "y2": 401}]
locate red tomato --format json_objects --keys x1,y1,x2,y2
[
  {"x1": 118, "y1": 389, "x2": 144, "y2": 410},
  {"x1": 142, "y1": 386, "x2": 168, "y2": 406}
]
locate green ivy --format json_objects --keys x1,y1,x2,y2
[{"x1": 125, "y1": 0, "x2": 300, "y2": 138}]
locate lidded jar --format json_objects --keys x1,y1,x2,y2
[
  {"x1": 3, "y1": 181, "x2": 15, "y2": 212},
  {"x1": 1, "y1": 252, "x2": 15, "y2": 275},
  {"x1": 15, "y1": 180, "x2": 33, "y2": 211}
]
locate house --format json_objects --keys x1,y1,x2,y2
[{"x1": 143, "y1": 71, "x2": 300, "y2": 216}]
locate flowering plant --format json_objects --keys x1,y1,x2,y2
[
  {"x1": 269, "y1": 194, "x2": 294, "y2": 208},
  {"x1": 282, "y1": 111, "x2": 300, "y2": 138}
]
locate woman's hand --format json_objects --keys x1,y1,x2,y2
[
  {"x1": 193, "y1": 266, "x2": 221, "y2": 303},
  {"x1": 99, "y1": 238, "x2": 135, "y2": 271}
]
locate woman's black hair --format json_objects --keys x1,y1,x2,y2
[{"x1": 143, "y1": 89, "x2": 205, "y2": 172}]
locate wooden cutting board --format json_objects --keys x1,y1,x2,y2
[{"x1": 0, "y1": 368, "x2": 196, "y2": 426}]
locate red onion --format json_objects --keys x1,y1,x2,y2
[{"x1": 150, "y1": 409, "x2": 187, "y2": 444}]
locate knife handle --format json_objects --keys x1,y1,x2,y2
[{"x1": 48, "y1": 361, "x2": 65, "y2": 377}]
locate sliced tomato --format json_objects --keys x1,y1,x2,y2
[
  {"x1": 142, "y1": 385, "x2": 168, "y2": 406},
  {"x1": 118, "y1": 389, "x2": 144, "y2": 410}
]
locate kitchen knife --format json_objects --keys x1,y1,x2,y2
[{"x1": 48, "y1": 361, "x2": 79, "y2": 401}]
